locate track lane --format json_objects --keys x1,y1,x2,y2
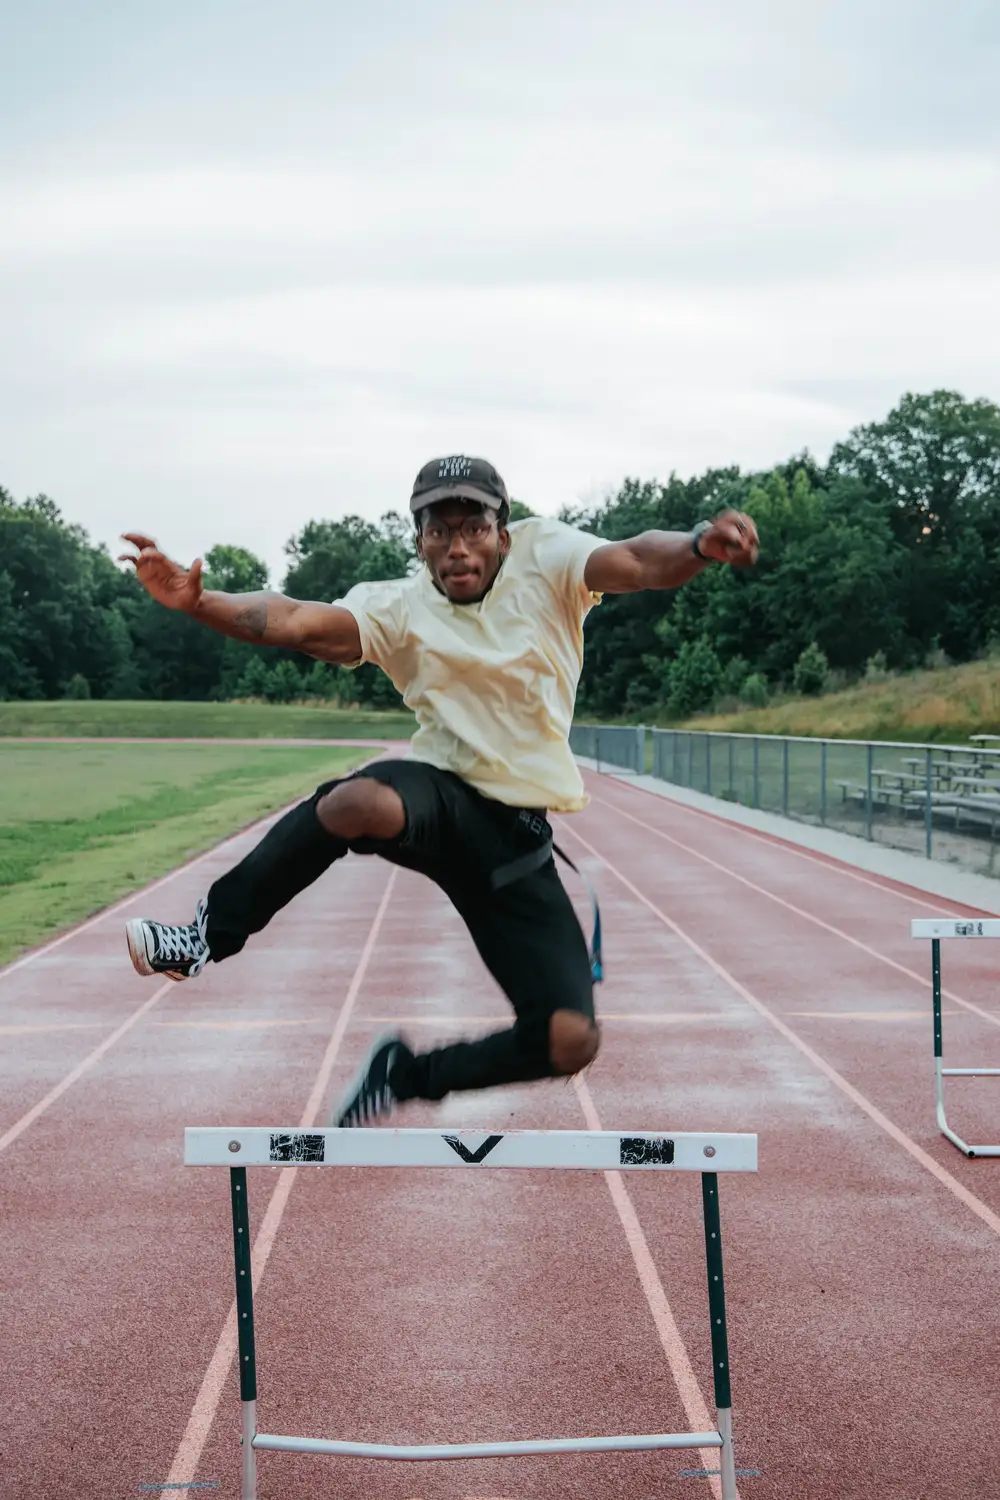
[
  {"x1": 192, "y1": 861, "x2": 728, "y2": 1500},
  {"x1": 583, "y1": 777, "x2": 1000, "y2": 1193},
  {"x1": 561, "y1": 781, "x2": 1000, "y2": 1499},
  {"x1": 0, "y1": 850, "x2": 392, "y2": 1500},
  {"x1": 5, "y1": 764, "x2": 1000, "y2": 1499}
]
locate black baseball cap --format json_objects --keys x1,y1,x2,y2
[{"x1": 409, "y1": 455, "x2": 509, "y2": 514}]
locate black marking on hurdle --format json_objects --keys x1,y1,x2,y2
[
  {"x1": 230, "y1": 1167, "x2": 257, "y2": 1402},
  {"x1": 442, "y1": 1133, "x2": 504, "y2": 1164},
  {"x1": 269, "y1": 1131, "x2": 325, "y2": 1163},
  {"x1": 620, "y1": 1135, "x2": 674, "y2": 1166}
]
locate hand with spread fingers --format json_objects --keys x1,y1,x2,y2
[
  {"x1": 119, "y1": 533, "x2": 204, "y2": 613},
  {"x1": 697, "y1": 510, "x2": 760, "y2": 569}
]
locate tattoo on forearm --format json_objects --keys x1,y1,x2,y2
[{"x1": 232, "y1": 599, "x2": 269, "y2": 639}]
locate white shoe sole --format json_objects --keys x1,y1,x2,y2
[
  {"x1": 125, "y1": 918, "x2": 197, "y2": 982},
  {"x1": 125, "y1": 919, "x2": 156, "y2": 977}
]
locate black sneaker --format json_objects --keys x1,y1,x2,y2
[
  {"x1": 334, "y1": 1034, "x2": 413, "y2": 1127},
  {"x1": 126, "y1": 897, "x2": 209, "y2": 982}
]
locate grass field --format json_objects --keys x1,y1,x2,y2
[
  {"x1": 0, "y1": 699, "x2": 416, "y2": 740},
  {"x1": 0, "y1": 742, "x2": 371, "y2": 968},
  {"x1": 681, "y1": 658, "x2": 1000, "y2": 744}
]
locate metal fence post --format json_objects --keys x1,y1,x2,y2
[
  {"x1": 688, "y1": 734, "x2": 694, "y2": 789},
  {"x1": 820, "y1": 741, "x2": 827, "y2": 826},
  {"x1": 753, "y1": 737, "x2": 759, "y2": 809},
  {"x1": 865, "y1": 743, "x2": 874, "y2": 841},
  {"x1": 782, "y1": 739, "x2": 789, "y2": 816},
  {"x1": 673, "y1": 732, "x2": 679, "y2": 783},
  {"x1": 925, "y1": 745, "x2": 933, "y2": 860},
  {"x1": 728, "y1": 736, "x2": 734, "y2": 799},
  {"x1": 706, "y1": 735, "x2": 712, "y2": 797}
]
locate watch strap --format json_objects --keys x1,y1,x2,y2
[{"x1": 691, "y1": 520, "x2": 713, "y2": 560}]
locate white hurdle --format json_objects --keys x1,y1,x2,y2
[
  {"x1": 911, "y1": 918, "x2": 1000, "y2": 1157},
  {"x1": 184, "y1": 1126, "x2": 758, "y2": 1500}
]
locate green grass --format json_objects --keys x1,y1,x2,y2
[
  {"x1": 0, "y1": 699, "x2": 416, "y2": 740},
  {"x1": 0, "y1": 742, "x2": 370, "y2": 967},
  {"x1": 679, "y1": 659, "x2": 1000, "y2": 745}
]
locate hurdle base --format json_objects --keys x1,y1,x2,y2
[
  {"x1": 251, "y1": 1429, "x2": 724, "y2": 1461},
  {"x1": 937, "y1": 1069, "x2": 1000, "y2": 1158},
  {"x1": 939, "y1": 1122, "x2": 1000, "y2": 1159}
]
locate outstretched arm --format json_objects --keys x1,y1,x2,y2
[
  {"x1": 119, "y1": 533, "x2": 362, "y2": 665},
  {"x1": 583, "y1": 510, "x2": 759, "y2": 594}
]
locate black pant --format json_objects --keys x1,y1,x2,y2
[{"x1": 204, "y1": 760, "x2": 596, "y2": 1102}]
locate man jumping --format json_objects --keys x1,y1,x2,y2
[{"x1": 120, "y1": 456, "x2": 758, "y2": 1126}]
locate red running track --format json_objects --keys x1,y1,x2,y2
[{"x1": 2, "y1": 765, "x2": 1000, "y2": 1500}]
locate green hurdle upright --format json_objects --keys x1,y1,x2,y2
[
  {"x1": 184, "y1": 1125, "x2": 758, "y2": 1499},
  {"x1": 911, "y1": 918, "x2": 1000, "y2": 1157}
]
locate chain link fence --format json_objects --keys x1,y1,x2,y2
[
  {"x1": 569, "y1": 724, "x2": 646, "y2": 773},
  {"x1": 573, "y1": 724, "x2": 1000, "y2": 877}
]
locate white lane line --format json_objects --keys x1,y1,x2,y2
[
  {"x1": 574, "y1": 1073, "x2": 733, "y2": 1500},
  {"x1": 157, "y1": 868, "x2": 397, "y2": 1494},
  {"x1": 563, "y1": 822, "x2": 1000, "y2": 1242},
  {"x1": 0, "y1": 981, "x2": 173, "y2": 1157},
  {"x1": 588, "y1": 793, "x2": 1000, "y2": 1031},
  {"x1": 596, "y1": 778, "x2": 984, "y2": 915}
]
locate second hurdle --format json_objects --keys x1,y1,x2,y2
[
  {"x1": 184, "y1": 1124, "x2": 759, "y2": 1500},
  {"x1": 911, "y1": 917, "x2": 1000, "y2": 1157}
]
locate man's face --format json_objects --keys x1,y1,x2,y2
[{"x1": 416, "y1": 499, "x2": 510, "y2": 603}]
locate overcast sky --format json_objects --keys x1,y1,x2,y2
[{"x1": 3, "y1": 0, "x2": 998, "y2": 584}]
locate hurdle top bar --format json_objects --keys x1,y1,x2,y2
[
  {"x1": 185, "y1": 1127, "x2": 757, "y2": 1172},
  {"x1": 911, "y1": 918, "x2": 1000, "y2": 940}
]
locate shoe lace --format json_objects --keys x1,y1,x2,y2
[{"x1": 155, "y1": 922, "x2": 204, "y2": 964}]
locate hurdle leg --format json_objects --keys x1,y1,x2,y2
[
  {"x1": 701, "y1": 1172, "x2": 737, "y2": 1500},
  {"x1": 931, "y1": 938, "x2": 1000, "y2": 1156},
  {"x1": 230, "y1": 1167, "x2": 258, "y2": 1500},
  {"x1": 931, "y1": 938, "x2": 955, "y2": 1146}
]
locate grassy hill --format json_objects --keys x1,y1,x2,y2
[
  {"x1": 681, "y1": 658, "x2": 1000, "y2": 743},
  {"x1": 0, "y1": 700, "x2": 415, "y2": 739}
]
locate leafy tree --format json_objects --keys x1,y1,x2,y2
[
  {"x1": 281, "y1": 513, "x2": 411, "y2": 707},
  {"x1": 792, "y1": 642, "x2": 829, "y2": 696},
  {"x1": 263, "y1": 661, "x2": 305, "y2": 703},
  {"x1": 830, "y1": 390, "x2": 1000, "y2": 547},
  {"x1": 203, "y1": 544, "x2": 269, "y2": 593},
  {"x1": 283, "y1": 513, "x2": 412, "y2": 601},
  {"x1": 740, "y1": 672, "x2": 769, "y2": 707},
  {"x1": 4, "y1": 386, "x2": 1000, "y2": 717},
  {"x1": 830, "y1": 390, "x2": 1000, "y2": 660},
  {"x1": 665, "y1": 637, "x2": 722, "y2": 718},
  {"x1": 234, "y1": 657, "x2": 271, "y2": 699}
]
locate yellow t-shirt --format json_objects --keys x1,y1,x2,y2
[{"x1": 336, "y1": 517, "x2": 607, "y2": 812}]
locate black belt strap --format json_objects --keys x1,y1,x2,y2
[{"x1": 490, "y1": 840, "x2": 604, "y2": 983}]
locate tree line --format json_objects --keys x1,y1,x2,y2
[{"x1": 4, "y1": 389, "x2": 1000, "y2": 718}]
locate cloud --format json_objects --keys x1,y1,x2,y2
[{"x1": 1, "y1": 0, "x2": 998, "y2": 585}]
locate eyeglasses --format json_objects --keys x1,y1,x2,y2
[{"x1": 420, "y1": 514, "x2": 495, "y2": 547}]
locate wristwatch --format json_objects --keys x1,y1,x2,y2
[{"x1": 691, "y1": 520, "x2": 714, "y2": 560}]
